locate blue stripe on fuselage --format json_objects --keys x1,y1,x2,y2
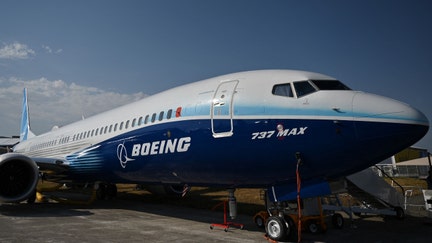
[{"x1": 60, "y1": 117, "x2": 427, "y2": 187}]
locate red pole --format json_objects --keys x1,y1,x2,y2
[
  {"x1": 223, "y1": 200, "x2": 227, "y2": 224},
  {"x1": 296, "y1": 155, "x2": 302, "y2": 243}
]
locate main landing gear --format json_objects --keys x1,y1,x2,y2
[{"x1": 96, "y1": 183, "x2": 117, "y2": 200}]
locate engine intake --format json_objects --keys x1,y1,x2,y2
[{"x1": 0, "y1": 153, "x2": 39, "y2": 203}]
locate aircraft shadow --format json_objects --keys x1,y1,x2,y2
[{"x1": 0, "y1": 187, "x2": 266, "y2": 234}]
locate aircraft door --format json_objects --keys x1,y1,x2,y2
[{"x1": 211, "y1": 80, "x2": 239, "y2": 138}]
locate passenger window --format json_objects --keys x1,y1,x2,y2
[
  {"x1": 114, "y1": 123, "x2": 118, "y2": 132},
  {"x1": 109, "y1": 125, "x2": 113, "y2": 133},
  {"x1": 138, "y1": 117, "x2": 143, "y2": 126},
  {"x1": 151, "y1": 113, "x2": 156, "y2": 123},
  {"x1": 119, "y1": 122, "x2": 124, "y2": 130},
  {"x1": 272, "y1": 84, "x2": 293, "y2": 97},
  {"x1": 125, "y1": 120, "x2": 130, "y2": 129},
  {"x1": 145, "y1": 115, "x2": 149, "y2": 124},
  {"x1": 159, "y1": 111, "x2": 164, "y2": 121},
  {"x1": 294, "y1": 81, "x2": 317, "y2": 97},
  {"x1": 167, "y1": 109, "x2": 172, "y2": 119}
]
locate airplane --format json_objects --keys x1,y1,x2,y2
[{"x1": 0, "y1": 70, "x2": 429, "y2": 240}]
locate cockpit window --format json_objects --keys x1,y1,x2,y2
[
  {"x1": 272, "y1": 83, "x2": 293, "y2": 97},
  {"x1": 311, "y1": 80, "x2": 351, "y2": 90},
  {"x1": 294, "y1": 81, "x2": 317, "y2": 97},
  {"x1": 273, "y1": 80, "x2": 352, "y2": 99}
]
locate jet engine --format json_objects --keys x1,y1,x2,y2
[{"x1": 0, "y1": 153, "x2": 39, "y2": 203}]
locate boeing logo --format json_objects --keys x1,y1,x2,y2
[
  {"x1": 117, "y1": 142, "x2": 135, "y2": 168},
  {"x1": 131, "y1": 137, "x2": 191, "y2": 157},
  {"x1": 117, "y1": 137, "x2": 192, "y2": 168}
]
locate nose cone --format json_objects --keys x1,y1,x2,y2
[
  {"x1": 353, "y1": 92, "x2": 429, "y2": 126},
  {"x1": 352, "y1": 92, "x2": 429, "y2": 161}
]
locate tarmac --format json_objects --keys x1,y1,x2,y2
[{"x1": 1, "y1": 195, "x2": 432, "y2": 243}]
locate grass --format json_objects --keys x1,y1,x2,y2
[
  {"x1": 384, "y1": 177, "x2": 428, "y2": 189},
  {"x1": 384, "y1": 177, "x2": 428, "y2": 196}
]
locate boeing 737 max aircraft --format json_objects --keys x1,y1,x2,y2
[{"x1": 0, "y1": 70, "x2": 429, "y2": 240}]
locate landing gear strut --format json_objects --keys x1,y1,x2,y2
[{"x1": 96, "y1": 183, "x2": 117, "y2": 200}]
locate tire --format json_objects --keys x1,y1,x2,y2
[
  {"x1": 395, "y1": 207, "x2": 405, "y2": 220},
  {"x1": 284, "y1": 215, "x2": 298, "y2": 241},
  {"x1": 106, "y1": 184, "x2": 117, "y2": 199},
  {"x1": 254, "y1": 215, "x2": 265, "y2": 228},
  {"x1": 307, "y1": 221, "x2": 321, "y2": 234},
  {"x1": 96, "y1": 184, "x2": 106, "y2": 200},
  {"x1": 26, "y1": 190, "x2": 36, "y2": 204},
  {"x1": 265, "y1": 216, "x2": 287, "y2": 241},
  {"x1": 332, "y1": 213, "x2": 344, "y2": 229}
]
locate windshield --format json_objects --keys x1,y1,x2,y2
[
  {"x1": 311, "y1": 80, "x2": 351, "y2": 90},
  {"x1": 294, "y1": 81, "x2": 316, "y2": 97},
  {"x1": 273, "y1": 80, "x2": 352, "y2": 98}
]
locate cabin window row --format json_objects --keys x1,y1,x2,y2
[
  {"x1": 29, "y1": 107, "x2": 181, "y2": 151},
  {"x1": 70, "y1": 108, "x2": 177, "y2": 141}
]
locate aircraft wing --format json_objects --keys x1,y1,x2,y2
[{"x1": 33, "y1": 157, "x2": 69, "y2": 172}]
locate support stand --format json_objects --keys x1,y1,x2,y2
[{"x1": 210, "y1": 200, "x2": 244, "y2": 232}]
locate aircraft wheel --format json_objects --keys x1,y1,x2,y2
[
  {"x1": 254, "y1": 215, "x2": 265, "y2": 228},
  {"x1": 265, "y1": 216, "x2": 287, "y2": 241},
  {"x1": 96, "y1": 184, "x2": 106, "y2": 200},
  {"x1": 283, "y1": 215, "x2": 298, "y2": 241},
  {"x1": 106, "y1": 184, "x2": 117, "y2": 199},
  {"x1": 395, "y1": 207, "x2": 405, "y2": 220},
  {"x1": 26, "y1": 190, "x2": 36, "y2": 204},
  {"x1": 332, "y1": 213, "x2": 344, "y2": 229}
]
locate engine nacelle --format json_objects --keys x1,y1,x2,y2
[{"x1": 0, "y1": 153, "x2": 39, "y2": 203}]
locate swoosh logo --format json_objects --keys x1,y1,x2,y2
[{"x1": 117, "y1": 142, "x2": 135, "y2": 168}]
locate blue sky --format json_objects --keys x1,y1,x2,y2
[{"x1": 0, "y1": 0, "x2": 431, "y2": 151}]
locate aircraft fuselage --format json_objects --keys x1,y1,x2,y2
[{"x1": 12, "y1": 70, "x2": 429, "y2": 188}]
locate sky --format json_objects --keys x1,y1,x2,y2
[{"x1": 0, "y1": 0, "x2": 431, "y2": 151}]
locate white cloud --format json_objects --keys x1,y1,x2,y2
[
  {"x1": 0, "y1": 42, "x2": 35, "y2": 60},
  {"x1": 0, "y1": 77, "x2": 147, "y2": 136},
  {"x1": 42, "y1": 45, "x2": 63, "y2": 54},
  {"x1": 42, "y1": 45, "x2": 52, "y2": 53}
]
